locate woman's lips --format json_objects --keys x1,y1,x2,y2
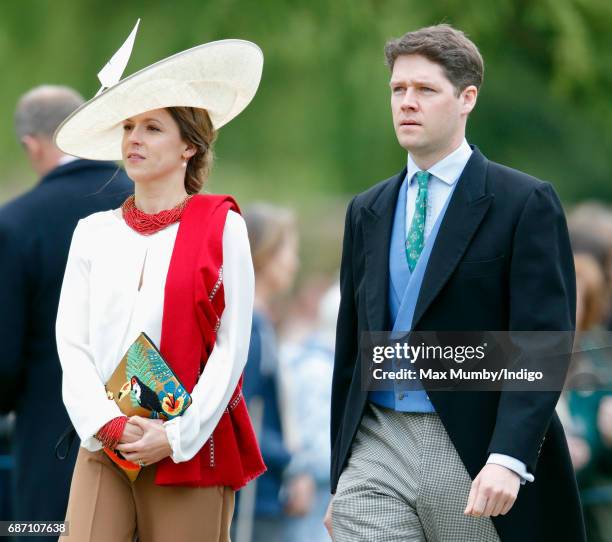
[{"x1": 126, "y1": 153, "x2": 145, "y2": 162}]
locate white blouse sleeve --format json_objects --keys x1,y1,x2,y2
[
  {"x1": 56, "y1": 220, "x2": 124, "y2": 450},
  {"x1": 163, "y1": 210, "x2": 254, "y2": 463}
]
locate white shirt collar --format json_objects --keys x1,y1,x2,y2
[
  {"x1": 57, "y1": 154, "x2": 79, "y2": 166},
  {"x1": 407, "y1": 139, "x2": 472, "y2": 186}
]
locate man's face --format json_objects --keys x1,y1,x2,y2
[{"x1": 390, "y1": 54, "x2": 475, "y2": 158}]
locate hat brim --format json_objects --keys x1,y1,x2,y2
[{"x1": 54, "y1": 39, "x2": 263, "y2": 161}]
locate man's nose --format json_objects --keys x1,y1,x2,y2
[{"x1": 401, "y1": 89, "x2": 418, "y2": 110}]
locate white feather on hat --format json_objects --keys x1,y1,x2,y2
[{"x1": 54, "y1": 20, "x2": 263, "y2": 161}]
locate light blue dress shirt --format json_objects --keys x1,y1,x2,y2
[{"x1": 404, "y1": 139, "x2": 472, "y2": 240}]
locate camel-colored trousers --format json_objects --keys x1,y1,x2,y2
[{"x1": 63, "y1": 447, "x2": 234, "y2": 542}]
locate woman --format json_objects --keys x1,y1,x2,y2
[
  {"x1": 559, "y1": 252, "x2": 612, "y2": 542},
  {"x1": 233, "y1": 204, "x2": 299, "y2": 542},
  {"x1": 282, "y1": 283, "x2": 339, "y2": 542},
  {"x1": 54, "y1": 36, "x2": 266, "y2": 541}
]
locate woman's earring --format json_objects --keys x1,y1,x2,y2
[{"x1": 181, "y1": 156, "x2": 187, "y2": 168}]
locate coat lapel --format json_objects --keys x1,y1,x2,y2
[
  {"x1": 362, "y1": 168, "x2": 406, "y2": 332},
  {"x1": 412, "y1": 148, "x2": 493, "y2": 329}
]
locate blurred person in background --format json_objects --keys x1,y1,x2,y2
[
  {"x1": 280, "y1": 281, "x2": 338, "y2": 542},
  {"x1": 560, "y1": 250, "x2": 612, "y2": 541},
  {"x1": 0, "y1": 414, "x2": 14, "y2": 521},
  {"x1": 0, "y1": 85, "x2": 132, "y2": 531},
  {"x1": 568, "y1": 202, "x2": 612, "y2": 327},
  {"x1": 234, "y1": 203, "x2": 299, "y2": 542},
  {"x1": 279, "y1": 275, "x2": 334, "y2": 345}
]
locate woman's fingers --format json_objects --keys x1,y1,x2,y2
[
  {"x1": 120, "y1": 422, "x2": 144, "y2": 444},
  {"x1": 116, "y1": 440, "x2": 141, "y2": 453},
  {"x1": 120, "y1": 452, "x2": 142, "y2": 464}
]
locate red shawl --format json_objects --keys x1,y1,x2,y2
[{"x1": 154, "y1": 194, "x2": 266, "y2": 488}]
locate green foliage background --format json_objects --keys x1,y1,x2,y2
[{"x1": 1, "y1": 0, "x2": 612, "y2": 272}]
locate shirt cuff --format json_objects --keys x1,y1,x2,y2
[
  {"x1": 487, "y1": 453, "x2": 535, "y2": 484},
  {"x1": 163, "y1": 417, "x2": 182, "y2": 463}
]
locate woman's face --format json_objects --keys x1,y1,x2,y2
[
  {"x1": 121, "y1": 108, "x2": 194, "y2": 184},
  {"x1": 263, "y1": 232, "x2": 300, "y2": 295}
]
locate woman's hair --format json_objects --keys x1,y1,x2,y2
[
  {"x1": 166, "y1": 106, "x2": 217, "y2": 194},
  {"x1": 574, "y1": 253, "x2": 607, "y2": 331},
  {"x1": 243, "y1": 203, "x2": 296, "y2": 273}
]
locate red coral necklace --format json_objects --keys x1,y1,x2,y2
[{"x1": 121, "y1": 194, "x2": 193, "y2": 235}]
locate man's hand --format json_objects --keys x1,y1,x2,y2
[
  {"x1": 324, "y1": 497, "x2": 333, "y2": 539},
  {"x1": 464, "y1": 463, "x2": 520, "y2": 518},
  {"x1": 115, "y1": 416, "x2": 171, "y2": 466}
]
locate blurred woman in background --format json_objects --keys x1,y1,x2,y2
[
  {"x1": 559, "y1": 252, "x2": 612, "y2": 542},
  {"x1": 233, "y1": 204, "x2": 299, "y2": 542},
  {"x1": 281, "y1": 282, "x2": 339, "y2": 542}
]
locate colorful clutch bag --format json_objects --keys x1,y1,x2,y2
[{"x1": 104, "y1": 332, "x2": 192, "y2": 480}]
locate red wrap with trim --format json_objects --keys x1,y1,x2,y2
[{"x1": 154, "y1": 194, "x2": 266, "y2": 488}]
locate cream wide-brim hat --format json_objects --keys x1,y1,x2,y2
[{"x1": 54, "y1": 39, "x2": 263, "y2": 161}]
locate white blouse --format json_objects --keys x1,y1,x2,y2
[{"x1": 56, "y1": 209, "x2": 254, "y2": 463}]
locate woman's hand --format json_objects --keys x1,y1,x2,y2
[
  {"x1": 118, "y1": 419, "x2": 145, "y2": 444},
  {"x1": 284, "y1": 473, "x2": 316, "y2": 516},
  {"x1": 115, "y1": 416, "x2": 172, "y2": 466}
]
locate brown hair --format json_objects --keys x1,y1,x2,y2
[
  {"x1": 574, "y1": 253, "x2": 607, "y2": 332},
  {"x1": 384, "y1": 24, "x2": 484, "y2": 95},
  {"x1": 166, "y1": 106, "x2": 217, "y2": 194},
  {"x1": 244, "y1": 203, "x2": 297, "y2": 273}
]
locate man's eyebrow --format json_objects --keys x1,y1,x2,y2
[{"x1": 389, "y1": 79, "x2": 437, "y2": 87}]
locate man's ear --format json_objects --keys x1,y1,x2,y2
[
  {"x1": 461, "y1": 85, "x2": 478, "y2": 116},
  {"x1": 21, "y1": 135, "x2": 42, "y2": 157}
]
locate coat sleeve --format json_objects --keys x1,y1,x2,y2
[
  {"x1": 487, "y1": 182, "x2": 576, "y2": 473},
  {"x1": 0, "y1": 216, "x2": 27, "y2": 413},
  {"x1": 330, "y1": 197, "x2": 358, "y2": 491}
]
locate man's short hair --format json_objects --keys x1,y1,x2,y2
[
  {"x1": 385, "y1": 24, "x2": 484, "y2": 94},
  {"x1": 14, "y1": 85, "x2": 84, "y2": 141}
]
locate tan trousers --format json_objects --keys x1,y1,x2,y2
[{"x1": 63, "y1": 447, "x2": 234, "y2": 542}]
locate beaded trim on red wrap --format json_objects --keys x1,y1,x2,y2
[
  {"x1": 96, "y1": 416, "x2": 128, "y2": 449},
  {"x1": 121, "y1": 194, "x2": 194, "y2": 235}
]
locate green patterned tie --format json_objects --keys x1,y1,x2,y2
[{"x1": 405, "y1": 170, "x2": 430, "y2": 271}]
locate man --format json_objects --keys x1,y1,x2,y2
[
  {"x1": 326, "y1": 25, "x2": 585, "y2": 541},
  {"x1": 0, "y1": 85, "x2": 132, "y2": 529}
]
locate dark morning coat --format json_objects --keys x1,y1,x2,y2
[
  {"x1": 0, "y1": 160, "x2": 132, "y2": 527},
  {"x1": 330, "y1": 147, "x2": 586, "y2": 541}
]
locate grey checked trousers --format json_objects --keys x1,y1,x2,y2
[{"x1": 331, "y1": 403, "x2": 501, "y2": 542}]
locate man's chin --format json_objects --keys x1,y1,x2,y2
[{"x1": 396, "y1": 136, "x2": 427, "y2": 154}]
